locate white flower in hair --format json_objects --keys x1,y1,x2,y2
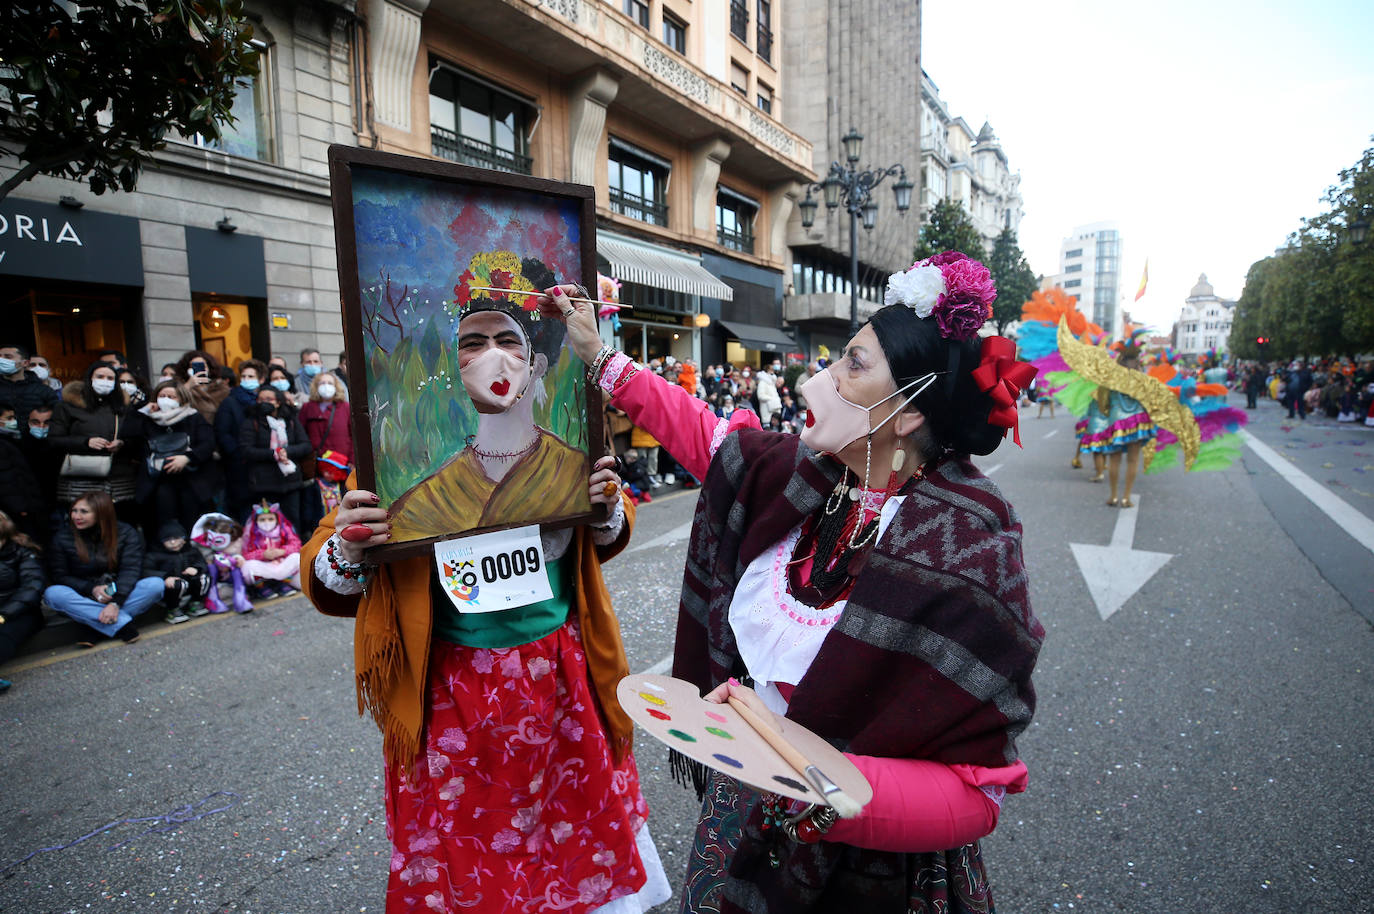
[{"x1": 884, "y1": 263, "x2": 946, "y2": 318}]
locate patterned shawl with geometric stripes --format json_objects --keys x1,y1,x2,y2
[{"x1": 672, "y1": 428, "x2": 1044, "y2": 912}]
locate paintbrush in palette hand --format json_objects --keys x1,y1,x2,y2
[
  {"x1": 465, "y1": 286, "x2": 628, "y2": 309},
  {"x1": 725, "y1": 693, "x2": 864, "y2": 819}
]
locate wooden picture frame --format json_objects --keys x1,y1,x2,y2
[{"x1": 328, "y1": 146, "x2": 606, "y2": 562}]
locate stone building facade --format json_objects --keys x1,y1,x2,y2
[
  {"x1": 780, "y1": 0, "x2": 922, "y2": 357},
  {"x1": 1174, "y1": 273, "x2": 1235, "y2": 356},
  {"x1": 364, "y1": 0, "x2": 815, "y2": 368},
  {"x1": 0, "y1": 2, "x2": 359, "y2": 383}
]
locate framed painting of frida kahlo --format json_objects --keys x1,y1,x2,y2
[{"x1": 328, "y1": 146, "x2": 606, "y2": 561}]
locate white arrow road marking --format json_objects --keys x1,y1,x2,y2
[
  {"x1": 1241, "y1": 429, "x2": 1374, "y2": 555},
  {"x1": 984, "y1": 463, "x2": 1004, "y2": 476},
  {"x1": 1069, "y1": 495, "x2": 1174, "y2": 620},
  {"x1": 627, "y1": 520, "x2": 694, "y2": 554},
  {"x1": 1044, "y1": 428, "x2": 1059, "y2": 439}
]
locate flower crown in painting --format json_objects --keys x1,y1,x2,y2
[
  {"x1": 884, "y1": 250, "x2": 998, "y2": 341},
  {"x1": 451, "y1": 250, "x2": 542, "y2": 318}
]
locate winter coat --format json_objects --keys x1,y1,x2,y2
[
  {"x1": 0, "y1": 436, "x2": 43, "y2": 523},
  {"x1": 0, "y1": 369, "x2": 59, "y2": 423},
  {"x1": 299, "y1": 400, "x2": 353, "y2": 462},
  {"x1": 131, "y1": 406, "x2": 217, "y2": 504},
  {"x1": 186, "y1": 378, "x2": 232, "y2": 426},
  {"x1": 49, "y1": 383, "x2": 141, "y2": 481},
  {"x1": 239, "y1": 410, "x2": 313, "y2": 494},
  {"x1": 47, "y1": 519, "x2": 146, "y2": 601},
  {"x1": 142, "y1": 542, "x2": 209, "y2": 579},
  {"x1": 0, "y1": 539, "x2": 45, "y2": 621}
]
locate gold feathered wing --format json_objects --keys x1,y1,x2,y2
[{"x1": 1057, "y1": 318, "x2": 1200, "y2": 470}]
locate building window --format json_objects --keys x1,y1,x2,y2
[
  {"x1": 716, "y1": 188, "x2": 757, "y2": 254},
  {"x1": 623, "y1": 0, "x2": 649, "y2": 28},
  {"x1": 1065, "y1": 248, "x2": 1083, "y2": 258},
  {"x1": 608, "y1": 139, "x2": 670, "y2": 226},
  {"x1": 187, "y1": 39, "x2": 274, "y2": 162},
  {"x1": 756, "y1": 1, "x2": 773, "y2": 63},
  {"x1": 1064, "y1": 263, "x2": 1082, "y2": 273},
  {"x1": 1064, "y1": 279, "x2": 1082, "y2": 288},
  {"x1": 756, "y1": 81, "x2": 773, "y2": 115},
  {"x1": 730, "y1": 0, "x2": 749, "y2": 41},
  {"x1": 662, "y1": 11, "x2": 686, "y2": 53},
  {"x1": 791, "y1": 250, "x2": 887, "y2": 304},
  {"x1": 730, "y1": 61, "x2": 749, "y2": 97},
  {"x1": 429, "y1": 64, "x2": 533, "y2": 174}
]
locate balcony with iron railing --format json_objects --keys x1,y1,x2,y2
[
  {"x1": 730, "y1": 1, "x2": 749, "y2": 41},
  {"x1": 609, "y1": 187, "x2": 669, "y2": 226},
  {"x1": 431, "y1": 126, "x2": 532, "y2": 175},
  {"x1": 717, "y1": 223, "x2": 755, "y2": 254},
  {"x1": 756, "y1": 25, "x2": 772, "y2": 63}
]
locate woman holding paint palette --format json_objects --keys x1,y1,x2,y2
[{"x1": 542, "y1": 250, "x2": 1043, "y2": 914}]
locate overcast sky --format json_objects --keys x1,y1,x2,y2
[{"x1": 920, "y1": 0, "x2": 1374, "y2": 331}]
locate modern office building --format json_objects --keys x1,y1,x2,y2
[{"x1": 1056, "y1": 221, "x2": 1124, "y2": 337}]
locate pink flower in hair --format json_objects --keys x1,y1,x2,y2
[
  {"x1": 923, "y1": 250, "x2": 970, "y2": 268},
  {"x1": 933, "y1": 258, "x2": 998, "y2": 341}
]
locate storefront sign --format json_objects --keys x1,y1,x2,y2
[
  {"x1": 186, "y1": 226, "x2": 267, "y2": 298},
  {"x1": 271, "y1": 312, "x2": 291, "y2": 329},
  {"x1": 0, "y1": 198, "x2": 143, "y2": 286}
]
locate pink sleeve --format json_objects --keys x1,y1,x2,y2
[
  {"x1": 240, "y1": 537, "x2": 266, "y2": 563},
  {"x1": 824, "y1": 757, "x2": 1028, "y2": 853},
  {"x1": 611, "y1": 367, "x2": 761, "y2": 482}
]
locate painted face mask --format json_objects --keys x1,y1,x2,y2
[
  {"x1": 203, "y1": 529, "x2": 231, "y2": 551},
  {"x1": 798, "y1": 368, "x2": 939, "y2": 456},
  {"x1": 460, "y1": 344, "x2": 531, "y2": 412}
]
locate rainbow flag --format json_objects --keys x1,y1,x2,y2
[{"x1": 1134, "y1": 259, "x2": 1148, "y2": 301}]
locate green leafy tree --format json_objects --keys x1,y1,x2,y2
[
  {"x1": 914, "y1": 198, "x2": 987, "y2": 263},
  {"x1": 0, "y1": 0, "x2": 259, "y2": 202},
  {"x1": 986, "y1": 227, "x2": 1038, "y2": 334}
]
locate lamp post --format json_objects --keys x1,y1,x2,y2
[{"x1": 797, "y1": 127, "x2": 913, "y2": 336}]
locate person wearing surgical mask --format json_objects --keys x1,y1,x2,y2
[
  {"x1": 214, "y1": 358, "x2": 269, "y2": 522},
  {"x1": 131, "y1": 379, "x2": 216, "y2": 541},
  {"x1": 266, "y1": 364, "x2": 298, "y2": 407},
  {"x1": 26, "y1": 354, "x2": 63, "y2": 392},
  {"x1": 49, "y1": 360, "x2": 142, "y2": 518},
  {"x1": 116, "y1": 368, "x2": 150, "y2": 411},
  {"x1": 16, "y1": 405, "x2": 58, "y2": 531},
  {"x1": 300, "y1": 369, "x2": 354, "y2": 517},
  {"x1": 540, "y1": 248, "x2": 1042, "y2": 912},
  {"x1": 0, "y1": 343, "x2": 59, "y2": 429},
  {"x1": 383, "y1": 304, "x2": 591, "y2": 543},
  {"x1": 239, "y1": 386, "x2": 313, "y2": 533}
]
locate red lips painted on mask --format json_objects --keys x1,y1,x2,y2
[
  {"x1": 805, "y1": 411, "x2": 815, "y2": 428},
  {"x1": 490, "y1": 379, "x2": 510, "y2": 397}
]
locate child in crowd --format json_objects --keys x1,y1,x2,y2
[
  {"x1": 191, "y1": 512, "x2": 252, "y2": 614},
  {"x1": 620, "y1": 447, "x2": 653, "y2": 504},
  {"x1": 239, "y1": 501, "x2": 301, "y2": 597},
  {"x1": 142, "y1": 521, "x2": 212, "y2": 624}
]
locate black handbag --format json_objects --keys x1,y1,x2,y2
[{"x1": 146, "y1": 430, "x2": 191, "y2": 475}]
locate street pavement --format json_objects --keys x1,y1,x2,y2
[{"x1": 2, "y1": 397, "x2": 1371, "y2": 913}]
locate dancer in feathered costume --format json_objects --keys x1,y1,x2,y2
[
  {"x1": 1018, "y1": 289, "x2": 1107, "y2": 475},
  {"x1": 1018, "y1": 294, "x2": 1248, "y2": 506}
]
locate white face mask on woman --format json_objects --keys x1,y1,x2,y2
[
  {"x1": 157, "y1": 396, "x2": 181, "y2": 412},
  {"x1": 91, "y1": 378, "x2": 116, "y2": 396},
  {"x1": 797, "y1": 368, "x2": 938, "y2": 456},
  {"x1": 317, "y1": 383, "x2": 336, "y2": 400},
  {"x1": 120, "y1": 382, "x2": 139, "y2": 397}
]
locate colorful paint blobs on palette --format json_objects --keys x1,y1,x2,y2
[
  {"x1": 772, "y1": 775, "x2": 810, "y2": 794},
  {"x1": 713, "y1": 753, "x2": 743, "y2": 769},
  {"x1": 705, "y1": 726, "x2": 733, "y2": 740},
  {"x1": 639, "y1": 680, "x2": 666, "y2": 692},
  {"x1": 668, "y1": 729, "x2": 697, "y2": 743},
  {"x1": 704, "y1": 711, "x2": 728, "y2": 723},
  {"x1": 639, "y1": 692, "x2": 668, "y2": 706},
  {"x1": 646, "y1": 709, "x2": 671, "y2": 721}
]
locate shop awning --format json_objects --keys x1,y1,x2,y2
[
  {"x1": 596, "y1": 234, "x2": 734, "y2": 300},
  {"x1": 718, "y1": 320, "x2": 798, "y2": 353}
]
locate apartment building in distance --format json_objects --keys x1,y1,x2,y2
[
  {"x1": 1174, "y1": 273, "x2": 1235, "y2": 356},
  {"x1": 363, "y1": 0, "x2": 815, "y2": 366},
  {"x1": 1056, "y1": 221, "x2": 1124, "y2": 337}
]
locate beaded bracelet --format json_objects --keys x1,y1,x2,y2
[
  {"x1": 587, "y1": 345, "x2": 615, "y2": 384},
  {"x1": 326, "y1": 534, "x2": 374, "y2": 584}
]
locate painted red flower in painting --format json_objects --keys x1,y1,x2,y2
[{"x1": 453, "y1": 269, "x2": 476, "y2": 307}]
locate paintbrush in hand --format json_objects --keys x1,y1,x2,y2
[
  {"x1": 465, "y1": 286, "x2": 625, "y2": 308},
  {"x1": 725, "y1": 693, "x2": 864, "y2": 819}
]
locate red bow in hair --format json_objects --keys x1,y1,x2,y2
[{"x1": 970, "y1": 336, "x2": 1038, "y2": 447}]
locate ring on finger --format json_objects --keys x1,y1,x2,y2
[{"x1": 601, "y1": 481, "x2": 619, "y2": 498}]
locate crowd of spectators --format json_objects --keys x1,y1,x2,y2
[
  {"x1": 1237, "y1": 359, "x2": 1374, "y2": 424},
  {"x1": 604, "y1": 355, "x2": 814, "y2": 501},
  {"x1": 0, "y1": 343, "x2": 354, "y2": 687}
]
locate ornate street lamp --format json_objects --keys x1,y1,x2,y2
[
  {"x1": 1350, "y1": 213, "x2": 1370, "y2": 245},
  {"x1": 797, "y1": 126, "x2": 912, "y2": 335}
]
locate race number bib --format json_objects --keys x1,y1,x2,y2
[{"x1": 433, "y1": 525, "x2": 552, "y2": 614}]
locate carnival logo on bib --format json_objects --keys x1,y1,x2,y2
[{"x1": 442, "y1": 560, "x2": 480, "y2": 605}]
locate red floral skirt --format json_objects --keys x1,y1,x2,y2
[{"x1": 384, "y1": 620, "x2": 649, "y2": 913}]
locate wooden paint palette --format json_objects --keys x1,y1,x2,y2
[{"x1": 616, "y1": 674, "x2": 872, "y2": 807}]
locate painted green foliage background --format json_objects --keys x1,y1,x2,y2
[{"x1": 350, "y1": 168, "x2": 589, "y2": 504}]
